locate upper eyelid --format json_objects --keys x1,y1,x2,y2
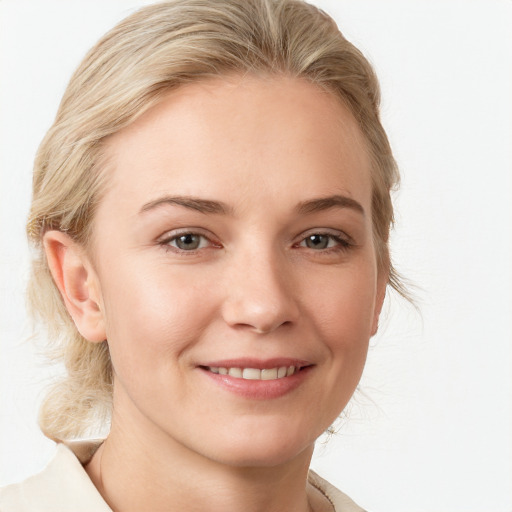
[
  {"x1": 157, "y1": 227, "x2": 215, "y2": 242},
  {"x1": 296, "y1": 228, "x2": 354, "y2": 244}
]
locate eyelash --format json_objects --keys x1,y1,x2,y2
[
  {"x1": 158, "y1": 230, "x2": 353, "y2": 254},
  {"x1": 158, "y1": 230, "x2": 219, "y2": 254},
  {"x1": 294, "y1": 232, "x2": 353, "y2": 253}
]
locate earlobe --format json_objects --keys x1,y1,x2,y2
[{"x1": 43, "y1": 231, "x2": 106, "y2": 343}]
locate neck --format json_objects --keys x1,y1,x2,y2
[{"x1": 86, "y1": 413, "x2": 321, "y2": 512}]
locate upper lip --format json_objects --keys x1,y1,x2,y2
[{"x1": 198, "y1": 358, "x2": 313, "y2": 370}]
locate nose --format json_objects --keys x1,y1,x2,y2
[{"x1": 221, "y1": 250, "x2": 300, "y2": 334}]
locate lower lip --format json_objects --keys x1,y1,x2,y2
[{"x1": 199, "y1": 366, "x2": 313, "y2": 400}]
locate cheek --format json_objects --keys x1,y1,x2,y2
[
  {"x1": 98, "y1": 260, "x2": 218, "y2": 372},
  {"x1": 306, "y1": 264, "x2": 377, "y2": 337},
  {"x1": 302, "y1": 261, "x2": 377, "y2": 386}
]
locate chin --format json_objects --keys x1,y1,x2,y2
[
  {"x1": 211, "y1": 443, "x2": 311, "y2": 469},
  {"x1": 197, "y1": 421, "x2": 318, "y2": 468}
]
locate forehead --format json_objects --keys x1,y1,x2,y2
[{"x1": 100, "y1": 74, "x2": 372, "y2": 216}]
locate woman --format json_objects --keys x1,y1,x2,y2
[{"x1": 0, "y1": 0, "x2": 402, "y2": 510}]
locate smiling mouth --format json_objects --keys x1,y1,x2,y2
[{"x1": 201, "y1": 365, "x2": 304, "y2": 380}]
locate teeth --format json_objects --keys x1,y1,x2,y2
[
  {"x1": 228, "y1": 367, "x2": 243, "y2": 378},
  {"x1": 261, "y1": 368, "x2": 278, "y2": 380},
  {"x1": 208, "y1": 365, "x2": 298, "y2": 380},
  {"x1": 242, "y1": 368, "x2": 261, "y2": 380}
]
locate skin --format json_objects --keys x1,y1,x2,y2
[{"x1": 44, "y1": 75, "x2": 387, "y2": 512}]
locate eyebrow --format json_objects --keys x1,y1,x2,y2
[
  {"x1": 140, "y1": 195, "x2": 233, "y2": 215},
  {"x1": 140, "y1": 193, "x2": 364, "y2": 217},
  {"x1": 296, "y1": 195, "x2": 365, "y2": 216}
]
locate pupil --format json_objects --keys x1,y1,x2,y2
[
  {"x1": 307, "y1": 234, "x2": 328, "y2": 249},
  {"x1": 177, "y1": 234, "x2": 200, "y2": 250}
]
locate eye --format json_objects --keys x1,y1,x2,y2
[
  {"x1": 162, "y1": 232, "x2": 212, "y2": 251},
  {"x1": 298, "y1": 233, "x2": 350, "y2": 251}
]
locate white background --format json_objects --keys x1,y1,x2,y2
[{"x1": 1, "y1": 1, "x2": 511, "y2": 511}]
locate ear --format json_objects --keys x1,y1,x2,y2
[
  {"x1": 43, "y1": 231, "x2": 106, "y2": 343},
  {"x1": 371, "y1": 267, "x2": 388, "y2": 337}
]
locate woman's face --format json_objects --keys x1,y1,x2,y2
[{"x1": 87, "y1": 75, "x2": 386, "y2": 466}]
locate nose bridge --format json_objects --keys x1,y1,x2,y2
[{"x1": 222, "y1": 242, "x2": 299, "y2": 333}]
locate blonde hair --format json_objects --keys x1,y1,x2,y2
[{"x1": 27, "y1": 0, "x2": 401, "y2": 441}]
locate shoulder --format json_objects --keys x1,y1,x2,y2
[
  {"x1": 0, "y1": 442, "x2": 111, "y2": 512},
  {"x1": 308, "y1": 470, "x2": 366, "y2": 512}
]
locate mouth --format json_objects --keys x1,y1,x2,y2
[
  {"x1": 197, "y1": 360, "x2": 313, "y2": 399},
  {"x1": 200, "y1": 365, "x2": 304, "y2": 380}
]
